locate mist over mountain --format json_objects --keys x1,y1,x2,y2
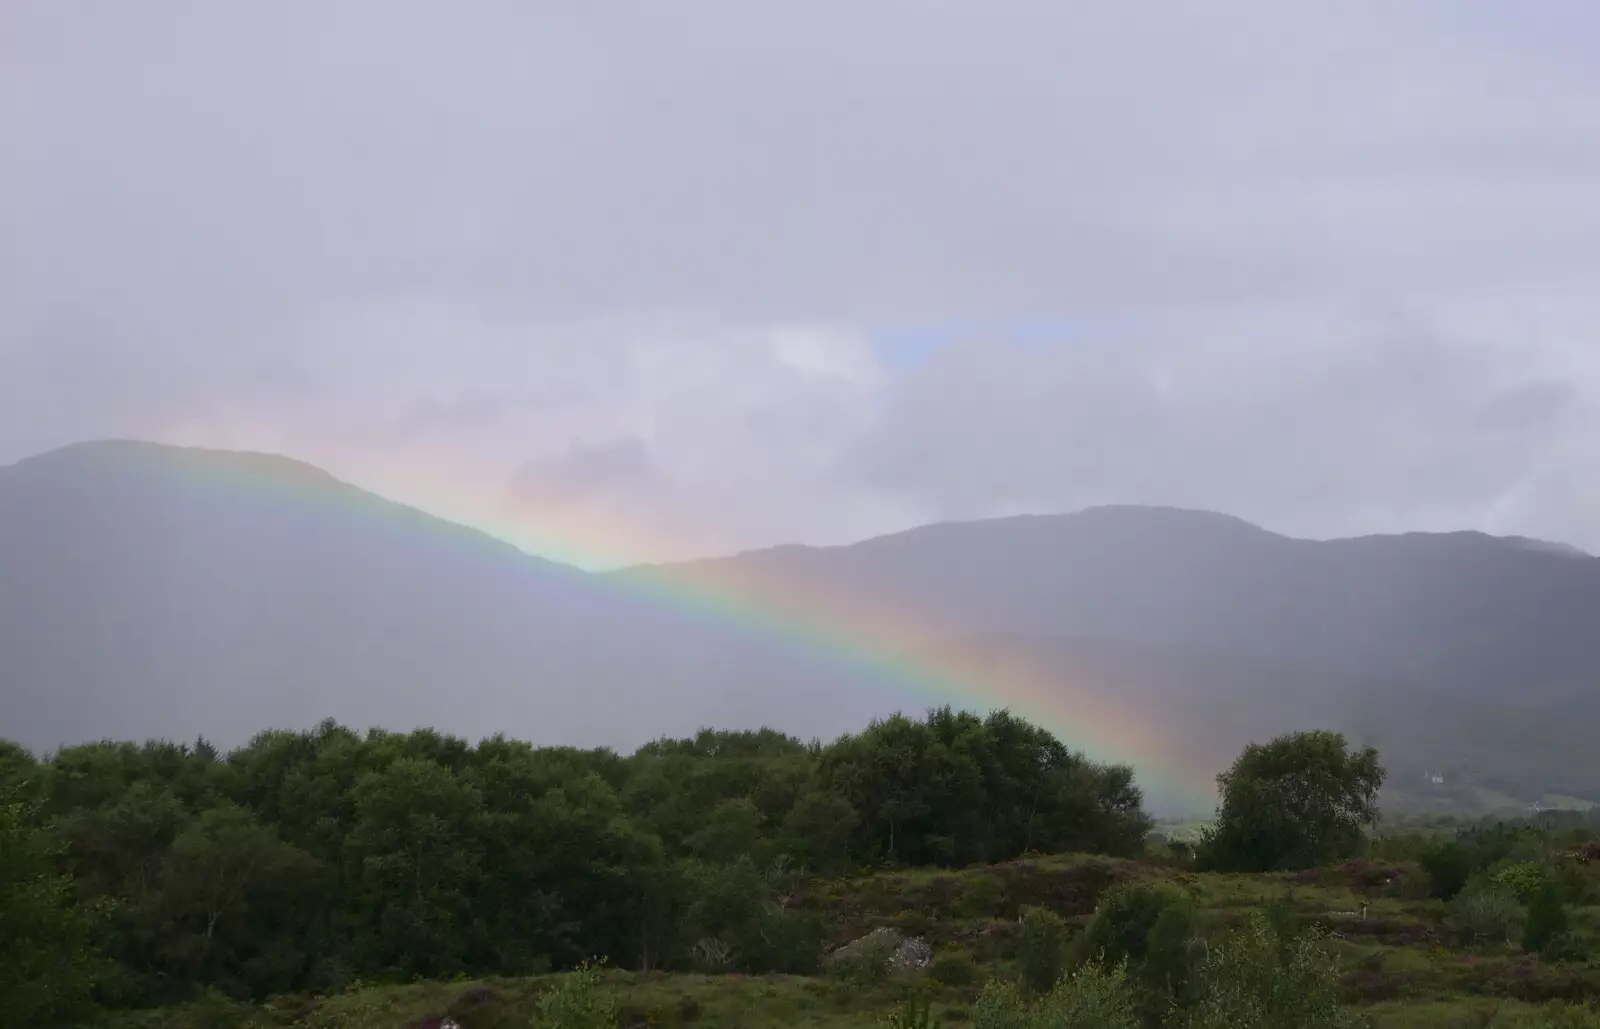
[
  {"x1": 664, "y1": 505, "x2": 1600, "y2": 717},
  {"x1": 2, "y1": 440, "x2": 1597, "y2": 814},
  {"x1": 0, "y1": 441, "x2": 893, "y2": 757}
]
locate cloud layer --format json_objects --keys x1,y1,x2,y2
[{"x1": 9, "y1": 2, "x2": 1600, "y2": 561}]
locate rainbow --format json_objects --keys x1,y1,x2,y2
[{"x1": 116, "y1": 439, "x2": 1222, "y2": 812}]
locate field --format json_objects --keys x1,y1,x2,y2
[{"x1": 99, "y1": 843, "x2": 1600, "y2": 1029}]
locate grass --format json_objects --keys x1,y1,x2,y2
[
  {"x1": 99, "y1": 973, "x2": 969, "y2": 1029},
  {"x1": 97, "y1": 847, "x2": 1600, "y2": 1029}
]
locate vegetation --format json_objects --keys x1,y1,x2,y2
[
  {"x1": 0, "y1": 784, "x2": 97, "y2": 1024},
  {"x1": 2, "y1": 720, "x2": 1598, "y2": 1028},
  {"x1": 0, "y1": 707, "x2": 1146, "y2": 1022},
  {"x1": 1199, "y1": 730, "x2": 1385, "y2": 872}
]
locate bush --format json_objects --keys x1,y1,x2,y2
[
  {"x1": 1555, "y1": 858, "x2": 1600, "y2": 907},
  {"x1": 443, "y1": 985, "x2": 510, "y2": 1027},
  {"x1": 1488, "y1": 1004, "x2": 1600, "y2": 1028},
  {"x1": 973, "y1": 963, "x2": 1140, "y2": 1029},
  {"x1": 1523, "y1": 881, "x2": 1571, "y2": 955},
  {"x1": 1183, "y1": 913, "x2": 1356, "y2": 1029},
  {"x1": 1450, "y1": 883, "x2": 1525, "y2": 945},
  {"x1": 535, "y1": 962, "x2": 617, "y2": 1029},
  {"x1": 1264, "y1": 893, "x2": 1301, "y2": 940},
  {"x1": 880, "y1": 993, "x2": 941, "y2": 1029},
  {"x1": 1081, "y1": 882, "x2": 1191, "y2": 968},
  {"x1": 0, "y1": 793, "x2": 97, "y2": 1027},
  {"x1": 927, "y1": 950, "x2": 981, "y2": 988},
  {"x1": 958, "y1": 873, "x2": 1010, "y2": 919},
  {"x1": 826, "y1": 930, "x2": 898, "y2": 986},
  {"x1": 162, "y1": 991, "x2": 270, "y2": 1029},
  {"x1": 1539, "y1": 933, "x2": 1593, "y2": 965},
  {"x1": 1142, "y1": 895, "x2": 1203, "y2": 1011},
  {"x1": 1016, "y1": 906, "x2": 1069, "y2": 994},
  {"x1": 1494, "y1": 861, "x2": 1552, "y2": 904},
  {"x1": 733, "y1": 906, "x2": 826, "y2": 974},
  {"x1": 1420, "y1": 840, "x2": 1475, "y2": 900}
]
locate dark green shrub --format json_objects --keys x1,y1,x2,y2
[
  {"x1": 675, "y1": 994, "x2": 703, "y2": 1021},
  {"x1": 443, "y1": 985, "x2": 513, "y2": 1029},
  {"x1": 1448, "y1": 881, "x2": 1524, "y2": 945},
  {"x1": 881, "y1": 993, "x2": 941, "y2": 1029},
  {"x1": 733, "y1": 906, "x2": 826, "y2": 974},
  {"x1": 1523, "y1": 880, "x2": 1570, "y2": 955},
  {"x1": 1081, "y1": 881, "x2": 1190, "y2": 967},
  {"x1": 958, "y1": 873, "x2": 1010, "y2": 919},
  {"x1": 1017, "y1": 906, "x2": 1069, "y2": 994},
  {"x1": 826, "y1": 930, "x2": 897, "y2": 986},
  {"x1": 1555, "y1": 858, "x2": 1600, "y2": 906},
  {"x1": 1420, "y1": 840, "x2": 1474, "y2": 900},
  {"x1": 1485, "y1": 1000, "x2": 1600, "y2": 1027},
  {"x1": 1141, "y1": 896, "x2": 1202, "y2": 1009},
  {"x1": 1538, "y1": 932, "x2": 1593, "y2": 965},
  {"x1": 927, "y1": 950, "x2": 981, "y2": 988},
  {"x1": 1264, "y1": 893, "x2": 1300, "y2": 941},
  {"x1": 972, "y1": 964, "x2": 1140, "y2": 1029},
  {"x1": 167, "y1": 991, "x2": 266, "y2": 1029}
]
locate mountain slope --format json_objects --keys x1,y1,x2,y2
[
  {"x1": 0, "y1": 441, "x2": 876, "y2": 754},
  {"x1": 3, "y1": 442, "x2": 1597, "y2": 814},
  {"x1": 655, "y1": 505, "x2": 1600, "y2": 716},
  {"x1": 917, "y1": 632, "x2": 1600, "y2": 810}
]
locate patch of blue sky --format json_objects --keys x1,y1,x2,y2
[{"x1": 870, "y1": 317, "x2": 1076, "y2": 369}]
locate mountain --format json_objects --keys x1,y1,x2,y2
[
  {"x1": 657, "y1": 505, "x2": 1600, "y2": 718},
  {"x1": 913, "y1": 632, "x2": 1600, "y2": 812},
  {"x1": 0, "y1": 441, "x2": 892, "y2": 756},
  {"x1": 2, "y1": 441, "x2": 1597, "y2": 815}
]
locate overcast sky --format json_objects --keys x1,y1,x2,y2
[{"x1": 8, "y1": 1, "x2": 1600, "y2": 565}]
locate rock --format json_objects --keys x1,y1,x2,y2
[
  {"x1": 892, "y1": 936, "x2": 932, "y2": 970},
  {"x1": 825, "y1": 927, "x2": 932, "y2": 971}
]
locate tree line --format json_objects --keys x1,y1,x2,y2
[{"x1": 0, "y1": 706, "x2": 1149, "y2": 1020}]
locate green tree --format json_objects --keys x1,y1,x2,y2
[
  {"x1": 1199, "y1": 731, "x2": 1384, "y2": 872},
  {"x1": 155, "y1": 801, "x2": 322, "y2": 990},
  {"x1": 684, "y1": 796, "x2": 765, "y2": 864},
  {"x1": 7, "y1": 710, "x2": 1164, "y2": 1009},
  {"x1": 781, "y1": 789, "x2": 858, "y2": 873},
  {"x1": 816, "y1": 707, "x2": 1149, "y2": 868},
  {"x1": 345, "y1": 757, "x2": 485, "y2": 976},
  {"x1": 0, "y1": 789, "x2": 96, "y2": 1026}
]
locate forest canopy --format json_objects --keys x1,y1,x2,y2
[{"x1": 0, "y1": 707, "x2": 1148, "y2": 1011}]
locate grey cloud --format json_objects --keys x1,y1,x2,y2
[
  {"x1": 9, "y1": 1, "x2": 1600, "y2": 555},
  {"x1": 14, "y1": 1, "x2": 1600, "y2": 334},
  {"x1": 398, "y1": 389, "x2": 513, "y2": 438},
  {"x1": 509, "y1": 437, "x2": 657, "y2": 511},
  {"x1": 847, "y1": 307, "x2": 1600, "y2": 545}
]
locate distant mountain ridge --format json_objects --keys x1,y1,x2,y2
[
  {"x1": 2, "y1": 440, "x2": 1597, "y2": 814},
  {"x1": 649, "y1": 504, "x2": 1600, "y2": 718}
]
